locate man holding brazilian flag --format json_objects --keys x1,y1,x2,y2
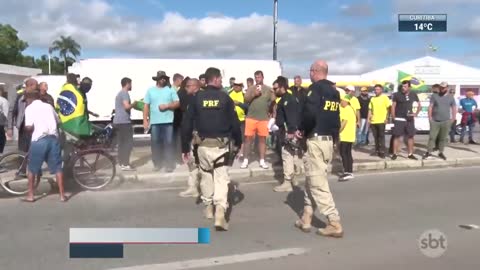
[{"x1": 56, "y1": 74, "x2": 98, "y2": 138}]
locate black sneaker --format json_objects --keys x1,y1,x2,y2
[
  {"x1": 422, "y1": 152, "x2": 432, "y2": 160},
  {"x1": 378, "y1": 152, "x2": 386, "y2": 159},
  {"x1": 391, "y1": 154, "x2": 398, "y2": 160},
  {"x1": 408, "y1": 154, "x2": 418, "y2": 160},
  {"x1": 469, "y1": 140, "x2": 478, "y2": 145},
  {"x1": 438, "y1": 153, "x2": 447, "y2": 160}
]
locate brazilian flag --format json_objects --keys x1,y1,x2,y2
[
  {"x1": 56, "y1": 83, "x2": 92, "y2": 136},
  {"x1": 397, "y1": 70, "x2": 428, "y2": 92}
]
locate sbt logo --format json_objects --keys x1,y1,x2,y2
[{"x1": 418, "y1": 229, "x2": 447, "y2": 258}]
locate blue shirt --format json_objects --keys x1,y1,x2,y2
[
  {"x1": 459, "y1": 98, "x2": 478, "y2": 113},
  {"x1": 144, "y1": 86, "x2": 179, "y2": 125}
]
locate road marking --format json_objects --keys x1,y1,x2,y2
[
  {"x1": 459, "y1": 224, "x2": 480, "y2": 230},
  {"x1": 106, "y1": 247, "x2": 309, "y2": 270}
]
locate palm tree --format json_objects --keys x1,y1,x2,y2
[{"x1": 50, "y1": 36, "x2": 81, "y2": 74}]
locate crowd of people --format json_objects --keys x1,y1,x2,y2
[{"x1": 1, "y1": 60, "x2": 479, "y2": 234}]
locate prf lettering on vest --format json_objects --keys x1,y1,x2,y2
[
  {"x1": 203, "y1": 100, "x2": 220, "y2": 108},
  {"x1": 323, "y1": 101, "x2": 339, "y2": 111}
]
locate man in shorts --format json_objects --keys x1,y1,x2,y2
[
  {"x1": 390, "y1": 80, "x2": 421, "y2": 160},
  {"x1": 241, "y1": 71, "x2": 275, "y2": 169},
  {"x1": 23, "y1": 91, "x2": 66, "y2": 202}
]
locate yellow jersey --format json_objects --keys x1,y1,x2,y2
[
  {"x1": 229, "y1": 90, "x2": 246, "y2": 121},
  {"x1": 369, "y1": 95, "x2": 391, "y2": 124},
  {"x1": 350, "y1": 96, "x2": 361, "y2": 111},
  {"x1": 340, "y1": 105, "x2": 357, "y2": 143}
]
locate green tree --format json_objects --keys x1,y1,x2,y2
[
  {"x1": 50, "y1": 35, "x2": 81, "y2": 74},
  {"x1": 0, "y1": 24, "x2": 29, "y2": 65},
  {"x1": 35, "y1": 55, "x2": 70, "y2": 75}
]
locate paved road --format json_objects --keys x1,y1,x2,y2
[{"x1": 0, "y1": 167, "x2": 479, "y2": 270}]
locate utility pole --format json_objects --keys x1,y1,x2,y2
[
  {"x1": 273, "y1": 0, "x2": 278, "y2": 60},
  {"x1": 48, "y1": 47, "x2": 52, "y2": 74}
]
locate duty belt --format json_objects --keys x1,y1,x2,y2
[
  {"x1": 200, "y1": 137, "x2": 229, "y2": 148},
  {"x1": 307, "y1": 133, "x2": 332, "y2": 141}
]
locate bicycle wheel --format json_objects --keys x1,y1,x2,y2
[
  {"x1": 0, "y1": 151, "x2": 40, "y2": 195},
  {"x1": 70, "y1": 150, "x2": 116, "y2": 190}
]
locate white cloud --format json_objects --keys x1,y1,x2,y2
[
  {"x1": 0, "y1": 0, "x2": 377, "y2": 75},
  {"x1": 469, "y1": 17, "x2": 480, "y2": 32},
  {"x1": 394, "y1": 0, "x2": 479, "y2": 10},
  {"x1": 339, "y1": 3, "x2": 374, "y2": 17}
]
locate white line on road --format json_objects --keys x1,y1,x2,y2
[
  {"x1": 106, "y1": 248, "x2": 309, "y2": 270},
  {"x1": 459, "y1": 224, "x2": 480, "y2": 230}
]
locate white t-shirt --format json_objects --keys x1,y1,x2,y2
[{"x1": 25, "y1": 100, "x2": 59, "y2": 141}]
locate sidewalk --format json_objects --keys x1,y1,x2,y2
[{"x1": 118, "y1": 142, "x2": 480, "y2": 185}]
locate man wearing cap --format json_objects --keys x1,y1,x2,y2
[
  {"x1": 423, "y1": 82, "x2": 456, "y2": 160},
  {"x1": 338, "y1": 93, "x2": 357, "y2": 181},
  {"x1": 144, "y1": 71, "x2": 180, "y2": 172},
  {"x1": 357, "y1": 86, "x2": 371, "y2": 145},
  {"x1": 225, "y1": 77, "x2": 236, "y2": 92},
  {"x1": 458, "y1": 90, "x2": 478, "y2": 144},
  {"x1": 344, "y1": 85, "x2": 361, "y2": 139},
  {"x1": 229, "y1": 81, "x2": 248, "y2": 159}
]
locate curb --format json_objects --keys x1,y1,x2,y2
[{"x1": 115, "y1": 156, "x2": 480, "y2": 186}]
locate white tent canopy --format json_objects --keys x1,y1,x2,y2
[{"x1": 359, "y1": 56, "x2": 480, "y2": 85}]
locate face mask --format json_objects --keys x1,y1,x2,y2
[{"x1": 80, "y1": 83, "x2": 92, "y2": 93}]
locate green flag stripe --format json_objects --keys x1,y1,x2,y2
[{"x1": 60, "y1": 116, "x2": 92, "y2": 136}]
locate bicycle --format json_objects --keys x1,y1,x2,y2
[{"x1": 0, "y1": 124, "x2": 116, "y2": 195}]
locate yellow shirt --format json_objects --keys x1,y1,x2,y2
[
  {"x1": 229, "y1": 90, "x2": 246, "y2": 121},
  {"x1": 369, "y1": 95, "x2": 391, "y2": 124},
  {"x1": 275, "y1": 89, "x2": 292, "y2": 104},
  {"x1": 340, "y1": 105, "x2": 357, "y2": 143},
  {"x1": 350, "y1": 96, "x2": 361, "y2": 111}
]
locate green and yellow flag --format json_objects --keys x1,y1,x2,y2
[
  {"x1": 397, "y1": 71, "x2": 428, "y2": 92},
  {"x1": 132, "y1": 99, "x2": 145, "y2": 111},
  {"x1": 56, "y1": 83, "x2": 92, "y2": 136}
]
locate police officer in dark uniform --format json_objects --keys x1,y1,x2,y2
[
  {"x1": 272, "y1": 76, "x2": 303, "y2": 192},
  {"x1": 294, "y1": 60, "x2": 344, "y2": 238},
  {"x1": 181, "y1": 67, "x2": 242, "y2": 231}
]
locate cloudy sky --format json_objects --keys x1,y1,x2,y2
[{"x1": 2, "y1": 0, "x2": 480, "y2": 77}]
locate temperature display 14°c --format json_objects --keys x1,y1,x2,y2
[{"x1": 398, "y1": 14, "x2": 447, "y2": 32}]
